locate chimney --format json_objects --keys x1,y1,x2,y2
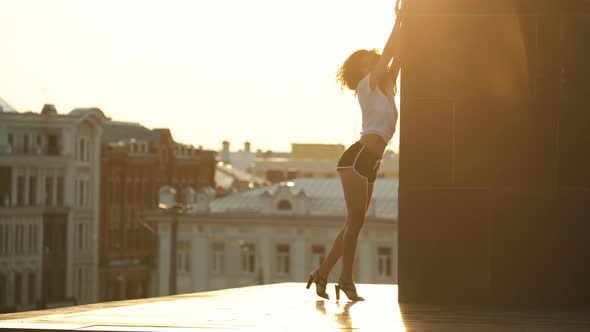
[{"x1": 221, "y1": 140, "x2": 230, "y2": 164}]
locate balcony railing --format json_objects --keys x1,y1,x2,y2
[{"x1": 1, "y1": 145, "x2": 63, "y2": 156}]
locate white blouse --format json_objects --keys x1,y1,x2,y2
[{"x1": 356, "y1": 73, "x2": 398, "y2": 144}]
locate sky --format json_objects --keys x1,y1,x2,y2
[{"x1": 0, "y1": 0, "x2": 400, "y2": 153}]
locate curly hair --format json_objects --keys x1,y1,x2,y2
[{"x1": 336, "y1": 49, "x2": 380, "y2": 91}]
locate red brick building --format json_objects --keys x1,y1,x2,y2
[{"x1": 99, "y1": 121, "x2": 215, "y2": 301}]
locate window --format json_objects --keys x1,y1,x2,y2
[
  {"x1": 136, "y1": 227, "x2": 144, "y2": 250},
  {"x1": 135, "y1": 181, "x2": 141, "y2": 206},
  {"x1": 45, "y1": 176, "x2": 53, "y2": 206},
  {"x1": 17, "y1": 176, "x2": 25, "y2": 206},
  {"x1": 36, "y1": 135, "x2": 42, "y2": 148},
  {"x1": 127, "y1": 228, "x2": 135, "y2": 251},
  {"x1": 7, "y1": 133, "x2": 14, "y2": 149},
  {"x1": 56, "y1": 177, "x2": 64, "y2": 206},
  {"x1": 48, "y1": 134, "x2": 58, "y2": 155},
  {"x1": 84, "y1": 268, "x2": 90, "y2": 300},
  {"x1": 377, "y1": 246, "x2": 392, "y2": 277},
  {"x1": 79, "y1": 138, "x2": 85, "y2": 161},
  {"x1": 107, "y1": 229, "x2": 114, "y2": 250},
  {"x1": 23, "y1": 134, "x2": 29, "y2": 154},
  {"x1": 0, "y1": 274, "x2": 6, "y2": 306},
  {"x1": 109, "y1": 179, "x2": 117, "y2": 204},
  {"x1": 277, "y1": 200, "x2": 292, "y2": 211},
  {"x1": 142, "y1": 181, "x2": 150, "y2": 206},
  {"x1": 75, "y1": 267, "x2": 90, "y2": 301},
  {"x1": 28, "y1": 176, "x2": 37, "y2": 206},
  {"x1": 14, "y1": 273, "x2": 22, "y2": 306},
  {"x1": 127, "y1": 179, "x2": 133, "y2": 204},
  {"x1": 33, "y1": 224, "x2": 38, "y2": 252},
  {"x1": 1, "y1": 224, "x2": 9, "y2": 254},
  {"x1": 311, "y1": 245, "x2": 325, "y2": 268},
  {"x1": 134, "y1": 181, "x2": 140, "y2": 206},
  {"x1": 28, "y1": 273, "x2": 36, "y2": 305},
  {"x1": 85, "y1": 139, "x2": 90, "y2": 161},
  {"x1": 0, "y1": 225, "x2": 4, "y2": 255},
  {"x1": 240, "y1": 243, "x2": 256, "y2": 274},
  {"x1": 14, "y1": 225, "x2": 20, "y2": 253},
  {"x1": 77, "y1": 268, "x2": 83, "y2": 301},
  {"x1": 211, "y1": 242, "x2": 225, "y2": 274},
  {"x1": 276, "y1": 244, "x2": 290, "y2": 275},
  {"x1": 28, "y1": 224, "x2": 35, "y2": 253},
  {"x1": 20, "y1": 225, "x2": 26, "y2": 253},
  {"x1": 15, "y1": 225, "x2": 24, "y2": 254},
  {"x1": 177, "y1": 251, "x2": 190, "y2": 274},
  {"x1": 77, "y1": 223, "x2": 84, "y2": 250},
  {"x1": 184, "y1": 252, "x2": 190, "y2": 273},
  {"x1": 85, "y1": 180, "x2": 89, "y2": 207},
  {"x1": 78, "y1": 180, "x2": 85, "y2": 206},
  {"x1": 7, "y1": 225, "x2": 12, "y2": 254}
]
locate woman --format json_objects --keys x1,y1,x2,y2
[{"x1": 306, "y1": 49, "x2": 399, "y2": 301}]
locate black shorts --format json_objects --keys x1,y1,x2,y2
[{"x1": 336, "y1": 141, "x2": 382, "y2": 184}]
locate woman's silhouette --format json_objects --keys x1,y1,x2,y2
[
  {"x1": 306, "y1": 47, "x2": 400, "y2": 301},
  {"x1": 306, "y1": 1, "x2": 403, "y2": 300}
]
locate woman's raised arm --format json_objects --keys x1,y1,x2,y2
[{"x1": 370, "y1": 3, "x2": 403, "y2": 90}]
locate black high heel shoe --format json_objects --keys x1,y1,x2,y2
[
  {"x1": 306, "y1": 270, "x2": 329, "y2": 299},
  {"x1": 335, "y1": 278, "x2": 364, "y2": 301}
]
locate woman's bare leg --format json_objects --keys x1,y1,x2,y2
[
  {"x1": 366, "y1": 182, "x2": 375, "y2": 214},
  {"x1": 318, "y1": 225, "x2": 345, "y2": 277},
  {"x1": 339, "y1": 169, "x2": 369, "y2": 282},
  {"x1": 318, "y1": 169, "x2": 371, "y2": 279}
]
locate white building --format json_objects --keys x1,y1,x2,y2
[
  {"x1": 145, "y1": 178, "x2": 398, "y2": 296},
  {"x1": 0, "y1": 104, "x2": 105, "y2": 311}
]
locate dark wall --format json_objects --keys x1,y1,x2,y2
[{"x1": 398, "y1": 0, "x2": 590, "y2": 305}]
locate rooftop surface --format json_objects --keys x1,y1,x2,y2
[
  {"x1": 1, "y1": 283, "x2": 589, "y2": 331},
  {"x1": 209, "y1": 178, "x2": 398, "y2": 219}
]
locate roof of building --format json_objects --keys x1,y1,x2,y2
[
  {"x1": 0, "y1": 97, "x2": 17, "y2": 113},
  {"x1": 102, "y1": 121, "x2": 169, "y2": 143},
  {"x1": 69, "y1": 107, "x2": 109, "y2": 120},
  {"x1": 209, "y1": 178, "x2": 398, "y2": 220},
  {"x1": 216, "y1": 163, "x2": 266, "y2": 187}
]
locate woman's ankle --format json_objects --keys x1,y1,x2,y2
[
  {"x1": 338, "y1": 275, "x2": 353, "y2": 284},
  {"x1": 317, "y1": 267, "x2": 329, "y2": 278}
]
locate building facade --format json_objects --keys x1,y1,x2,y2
[
  {"x1": 145, "y1": 178, "x2": 398, "y2": 296},
  {"x1": 0, "y1": 105, "x2": 105, "y2": 312},
  {"x1": 99, "y1": 121, "x2": 216, "y2": 301}
]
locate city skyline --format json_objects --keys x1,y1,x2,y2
[{"x1": 0, "y1": 0, "x2": 400, "y2": 153}]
